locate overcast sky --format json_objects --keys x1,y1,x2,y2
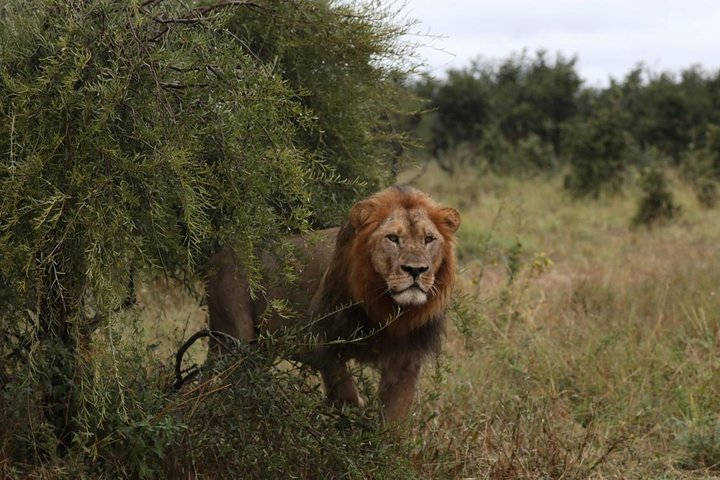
[{"x1": 403, "y1": 0, "x2": 720, "y2": 86}]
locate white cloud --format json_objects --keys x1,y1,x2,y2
[{"x1": 403, "y1": 0, "x2": 720, "y2": 84}]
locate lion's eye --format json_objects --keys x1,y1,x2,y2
[
  {"x1": 386, "y1": 234, "x2": 399, "y2": 244},
  {"x1": 424, "y1": 235, "x2": 436, "y2": 244}
]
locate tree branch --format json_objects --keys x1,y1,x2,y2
[
  {"x1": 152, "y1": 0, "x2": 266, "y2": 26},
  {"x1": 173, "y1": 329, "x2": 243, "y2": 390}
]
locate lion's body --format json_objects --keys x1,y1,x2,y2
[
  {"x1": 207, "y1": 228, "x2": 338, "y2": 343},
  {"x1": 207, "y1": 187, "x2": 460, "y2": 421}
]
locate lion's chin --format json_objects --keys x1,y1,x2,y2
[{"x1": 391, "y1": 287, "x2": 428, "y2": 306}]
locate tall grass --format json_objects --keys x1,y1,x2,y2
[
  {"x1": 403, "y1": 163, "x2": 720, "y2": 478},
  {"x1": 4, "y1": 164, "x2": 720, "y2": 478}
]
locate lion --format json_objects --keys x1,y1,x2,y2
[{"x1": 206, "y1": 186, "x2": 460, "y2": 422}]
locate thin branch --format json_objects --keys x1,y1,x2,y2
[
  {"x1": 152, "y1": 0, "x2": 266, "y2": 27},
  {"x1": 194, "y1": 0, "x2": 266, "y2": 17},
  {"x1": 159, "y1": 81, "x2": 209, "y2": 90},
  {"x1": 173, "y1": 329, "x2": 244, "y2": 390}
]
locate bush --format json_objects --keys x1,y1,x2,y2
[
  {"x1": 682, "y1": 125, "x2": 720, "y2": 208},
  {"x1": 0, "y1": 0, "x2": 417, "y2": 469},
  {"x1": 696, "y1": 179, "x2": 719, "y2": 208},
  {"x1": 1, "y1": 317, "x2": 416, "y2": 479},
  {"x1": 632, "y1": 168, "x2": 681, "y2": 227},
  {"x1": 413, "y1": 51, "x2": 580, "y2": 172},
  {"x1": 172, "y1": 343, "x2": 414, "y2": 479}
]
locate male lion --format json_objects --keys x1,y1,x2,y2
[{"x1": 207, "y1": 186, "x2": 460, "y2": 422}]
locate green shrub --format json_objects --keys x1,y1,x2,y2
[
  {"x1": 696, "y1": 179, "x2": 719, "y2": 208},
  {"x1": 1, "y1": 315, "x2": 417, "y2": 479},
  {"x1": 632, "y1": 168, "x2": 681, "y2": 227},
  {"x1": 172, "y1": 347, "x2": 414, "y2": 479},
  {"x1": 682, "y1": 125, "x2": 720, "y2": 208},
  {"x1": 0, "y1": 0, "x2": 417, "y2": 469}
]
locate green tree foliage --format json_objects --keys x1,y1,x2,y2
[
  {"x1": 619, "y1": 66, "x2": 719, "y2": 159},
  {"x1": 426, "y1": 67, "x2": 491, "y2": 148},
  {"x1": 414, "y1": 50, "x2": 580, "y2": 169},
  {"x1": 0, "y1": 0, "x2": 415, "y2": 464},
  {"x1": 683, "y1": 124, "x2": 720, "y2": 207},
  {"x1": 563, "y1": 92, "x2": 638, "y2": 198},
  {"x1": 412, "y1": 53, "x2": 720, "y2": 192},
  {"x1": 223, "y1": 1, "x2": 417, "y2": 222},
  {"x1": 490, "y1": 51, "x2": 580, "y2": 152}
]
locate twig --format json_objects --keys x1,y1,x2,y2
[
  {"x1": 152, "y1": 0, "x2": 265, "y2": 26},
  {"x1": 159, "y1": 81, "x2": 209, "y2": 89},
  {"x1": 174, "y1": 329, "x2": 209, "y2": 389}
]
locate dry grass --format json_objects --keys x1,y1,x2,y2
[
  {"x1": 132, "y1": 164, "x2": 720, "y2": 478},
  {"x1": 402, "y1": 164, "x2": 720, "y2": 478}
]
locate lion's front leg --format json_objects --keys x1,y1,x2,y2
[
  {"x1": 379, "y1": 358, "x2": 421, "y2": 423},
  {"x1": 320, "y1": 361, "x2": 365, "y2": 408}
]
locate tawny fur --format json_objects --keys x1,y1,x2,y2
[{"x1": 206, "y1": 186, "x2": 460, "y2": 422}]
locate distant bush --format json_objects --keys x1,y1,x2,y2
[
  {"x1": 696, "y1": 180, "x2": 719, "y2": 208},
  {"x1": 411, "y1": 53, "x2": 720, "y2": 182},
  {"x1": 514, "y1": 133, "x2": 558, "y2": 172},
  {"x1": 632, "y1": 168, "x2": 681, "y2": 227},
  {"x1": 413, "y1": 50, "x2": 580, "y2": 171},
  {"x1": 682, "y1": 124, "x2": 720, "y2": 207}
]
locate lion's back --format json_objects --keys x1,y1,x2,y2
[
  {"x1": 206, "y1": 228, "x2": 339, "y2": 342},
  {"x1": 259, "y1": 227, "x2": 339, "y2": 331}
]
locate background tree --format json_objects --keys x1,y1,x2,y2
[
  {"x1": 411, "y1": 52, "x2": 720, "y2": 187},
  {"x1": 414, "y1": 51, "x2": 580, "y2": 172},
  {"x1": 683, "y1": 124, "x2": 720, "y2": 207},
  {"x1": 490, "y1": 51, "x2": 580, "y2": 153},
  {"x1": 563, "y1": 96, "x2": 638, "y2": 198}
]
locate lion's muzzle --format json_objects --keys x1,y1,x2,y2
[{"x1": 391, "y1": 283, "x2": 428, "y2": 306}]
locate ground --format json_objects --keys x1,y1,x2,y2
[{"x1": 134, "y1": 163, "x2": 720, "y2": 478}]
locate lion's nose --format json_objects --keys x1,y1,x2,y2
[{"x1": 401, "y1": 265, "x2": 429, "y2": 280}]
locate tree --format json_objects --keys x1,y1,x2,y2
[
  {"x1": 415, "y1": 51, "x2": 580, "y2": 171},
  {"x1": 0, "y1": 0, "x2": 414, "y2": 457},
  {"x1": 491, "y1": 51, "x2": 581, "y2": 153},
  {"x1": 563, "y1": 95, "x2": 637, "y2": 198},
  {"x1": 430, "y1": 64, "x2": 492, "y2": 149}
]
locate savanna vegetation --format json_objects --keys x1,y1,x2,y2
[
  {"x1": 2, "y1": 0, "x2": 720, "y2": 478},
  {"x1": 412, "y1": 50, "x2": 720, "y2": 209}
]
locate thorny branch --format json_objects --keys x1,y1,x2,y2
[{"x1": 173, "y1": 329, "x2": 243, "y2": 390}]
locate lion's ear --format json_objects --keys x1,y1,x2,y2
[
  {"x1": 349, "y1": 199, "x2": 377, "y2": 230},
  {"x1": 438, "y1": 207, "x2": 460, "y2": 233}
]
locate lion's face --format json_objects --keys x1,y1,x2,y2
[
  {"x1": 368, "y1": 207, "x2": 446, "y2": 306},
  {"x1": 348, "y1": 187, "x2": 460, "y2": 310}
]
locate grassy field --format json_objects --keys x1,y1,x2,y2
[
  {"x1": 400, "y1": 164, "x2": 720, "y2": 478},
  {"x1": 130, "y1": 164, "x2": 720, "y2": 478}
]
